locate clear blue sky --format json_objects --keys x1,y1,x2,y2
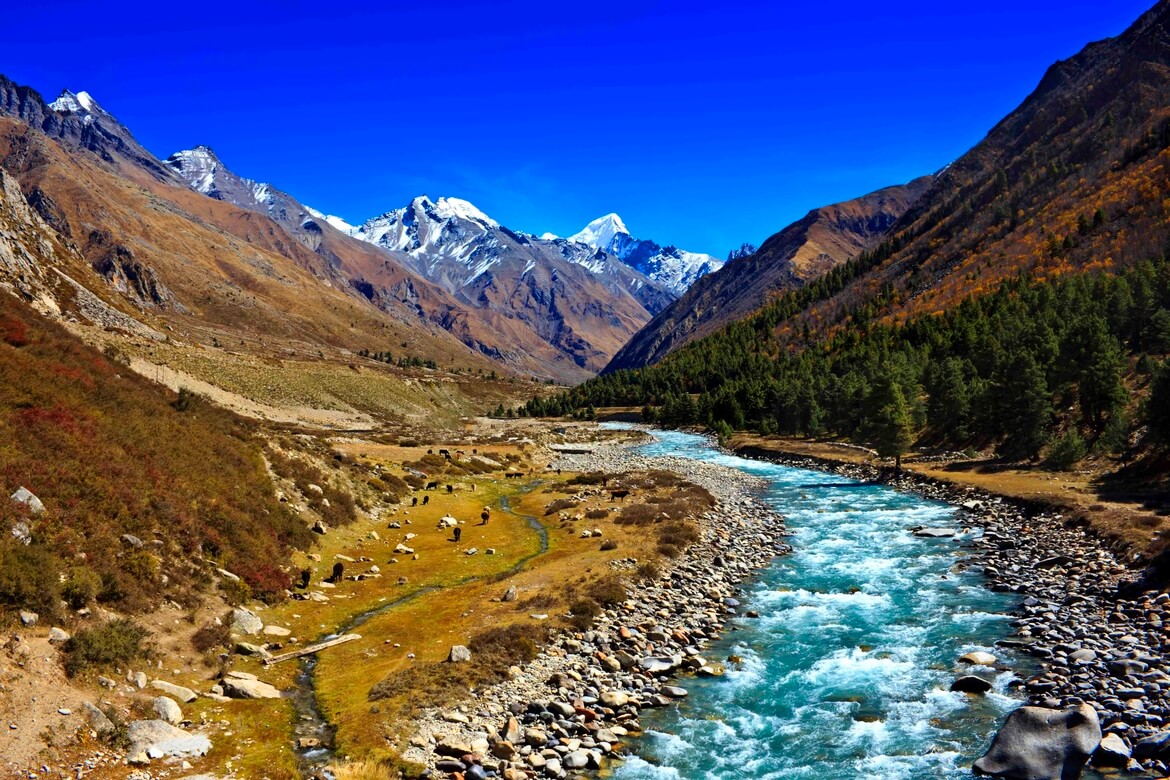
[{"x1": 2, "y1": 0, "x2": 1156, "y2": 257}]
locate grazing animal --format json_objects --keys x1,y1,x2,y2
[
  {"x1": 427, "y1": 449, "x2": 433, "y2": 455},
  {"x1": 455, "y1": 450, "x2": 465, "y2": 458},
  {"x1": 422, "y1": 495, "x2": 430, "y2": 505},
  {"x1": 505, "y1": 472, "x2": 523, "y2": 479},
  {"x1": 327, "y1": 562, "x2": 344, "y2": 583},
  {"x1": 298, "y1": 569, "x2": 311, "y2": 589},
  {"x1": 453, "y1": 527, "x2": 462, "y2": 542},
  {"x1": 446, "y1": 484, "x2": 454, "y2": 493},
  {"x1": 480, "y1": 510, "x2": 490, "y2": 525},
  {"x1": 411, "y1": 496, "x2": 418, "y2": 507},
  {"x1": 439, "y1": 449, "x2": 450, "y2": 458},
  {"x1": 425, "y1": 481, "x2": 439, "y2": 490},
  {"x1": 609, "y1": 489, "x2": 630, "y2": 502}
]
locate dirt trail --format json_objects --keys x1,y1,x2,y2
[{"x1": 129, "y1": 358, "x2": 377, "y2": 430}]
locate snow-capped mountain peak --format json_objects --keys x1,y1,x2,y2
[
  {"x1": 49, "y1": 89, "x2": 107, "y2": 124},
  {"x1": 562, "y1": 213, "x2": 722, "y2": 296},
  {"x1": 420, "y1": 196, "x2": 498, "y2": 228},
  {"x1": 569, "y1": 213, "x2": 629, "y2": 250}
]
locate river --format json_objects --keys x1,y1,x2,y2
[{"x1": 610, "y1": 428, "x2": 1029, "y2": 780}]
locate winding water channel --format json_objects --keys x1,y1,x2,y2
[{"x1": 612, "y1": 429, "x2": 1031, "y2": 780}]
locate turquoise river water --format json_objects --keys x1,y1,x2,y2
[{"x1": 611, "y1": 428, "x2": 1029, "y2": 780}]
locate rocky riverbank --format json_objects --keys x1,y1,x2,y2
[
  {"x1": 401, "y1": 437, "x2": 790, "y2": 778},
  {"x1": 738, "y1": 445, "x2": 1170, "y2": 776}
]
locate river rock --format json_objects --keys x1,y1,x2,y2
[
  {"x1": 913, "y1": 527, "x2": 956, "y2": 538},
  {"x1": 152, "y1": 696, "x2": 183, "y2": 725},
  {"x1": 973, "y1": 704, "x2": 1101, "y2": 780},
  {"x1": 952, "y1": 676, "x2": 993, "y2": 693},
  {"x1": 564, "y1": 750, "x2": 591, "y2": 769},
  {"x1": 1133, "y1": 731, "x2": 1170, "y2": 762},
  {"x1": 661, "y1": 685, "x2": 688, "y2": 698},
  {"x1": 960, "y1": 651, "x2": 997, "y2": 666},
  {"x1": 639, "y1": 655, "x2": 680, "y2": 673},
  {"x1": 1091, "y1": 732, "x2": 1131, "y2": 768},
  {"x1": 230, "y1": 607, "x2": 263, "y2": 635},
  {"x1": 126, "y1": 719, "x2": 211, "y2": 764}
]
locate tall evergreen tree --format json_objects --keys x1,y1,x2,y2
[{"x1": 997, "y1": 353, "x2": 1052, "y2": 460}]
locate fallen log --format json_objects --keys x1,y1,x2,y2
[{"x1": 263, "y1": 633, "x2": 361, "y2": 665}]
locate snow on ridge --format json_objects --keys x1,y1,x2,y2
[{"x1": 569, "y1": 213, "x2": 629, "y2": 250}]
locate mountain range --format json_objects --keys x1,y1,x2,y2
[{"x1": 0, "y1": 84, "x2": 736, "y2": 384}]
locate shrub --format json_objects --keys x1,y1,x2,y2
[
  {"x1": 585, "y1": 508, "x2": 609, "y2": 520},
  {"x1": 191, "y1": 619, "x2": 231, "y2": 653},
  {"x1": 587, "y1": 575, "x2": 627, "y2": 606},
  {"x1": 599, "y1": 539, "x2": 618, "y2": 551},
  {"x1": 636, "y1": 561, "x2": 662, "y2": 582},
  {"x1": 61, "y1": 567, "x2": 102, "y2": 610},
  {"x1": 658, "y1": 521, "x2": 700, "y2": 550},
  {"x1": 568, "y1": 598, "x2": 601, "y2": 630},
  {"x1": 657, "y1": 543, "x2": 682, "y2": 558},
  {"x1": 615, "y1": 503, "x2": 657, "y2": 525},
  {"x1": 0, "y1": 540, "x2": 60, "y2": 616},
  {"x1": 1044, "y1": 430, "x2": 1087, "y2": 470},
  {"x1": 62, "y1": 618, "x2": 150, "y2": 677},
  {"x1": 1, "y1": 315, "x2": 29, "y2": 347},
  {"x1": 379, "y1": 474, "x2": 410, "y2": 494},
  {"x1": 468, "y1": 623, "x2": 548, "y2": 668},
  {"x1": 545, "y1": 498, "x2": 578, "y2": 515}
]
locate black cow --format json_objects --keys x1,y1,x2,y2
[
  {"x1": 422, "y1": 495, "x2": 430, "y2": 505},
  {"x1": 609, "y1": 489, "x2": 630, "y2": 502},
  {"x1": 327, "y1": 562, "x2": 344, "y2": 583},
  {"x1": 425, "y1": 481, "x2": 439, "y2": 490},
  {"x1": 298, "y1": 568, "x2": 311, "y2": 589}
]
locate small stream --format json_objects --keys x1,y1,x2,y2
[
  {"x1": 611, "y1": 429, "x2": 1032, "y2": 780},
  {"x1": 290, "y1": 486, "x2": 548, "y2": 776}
]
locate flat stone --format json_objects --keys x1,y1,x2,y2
[
  {"x1": 151, "y1": 680, "x2": 199, "y2": 703},
  {"x1": 960, "y1": 651, "x2": 997, "y2": 666},
  {"x1": 913, "y1": 527, "x2": 956, "y2": 538},
  {"x1": 220, "y1": 676, "x2": 281, "y2": 699}
]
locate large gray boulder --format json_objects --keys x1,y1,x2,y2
[
  {"x1": 10, "y1": 487, "x2": 45, "y2": 514},
  {"x1": 126, "y1": 719, "x2": 211, "y2": 764},
  {"x1": 973, "y1": 704, "x2": 1101, "y2": 780},
  {"x1": 230, "y1": 607, "x2": 263, "y2": 635}
]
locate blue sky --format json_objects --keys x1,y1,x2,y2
[{"x1": 3, "y1": 1, "x2": 1155, "y2": 256}]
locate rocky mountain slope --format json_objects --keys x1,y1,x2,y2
[
  {"x1": 767, "y1": 0, "x2": 1170, "y2": 343},
  {"x1": 607, "y1": 178, "x2": 931, "y2": 370}
]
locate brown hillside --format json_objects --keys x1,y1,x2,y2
[
  {"x1": 781, "y1": 0, "x2": 1170, "y2": 341},
  {"x1": 607, "y1": 178, "x2": 931, "y2": 370}
]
